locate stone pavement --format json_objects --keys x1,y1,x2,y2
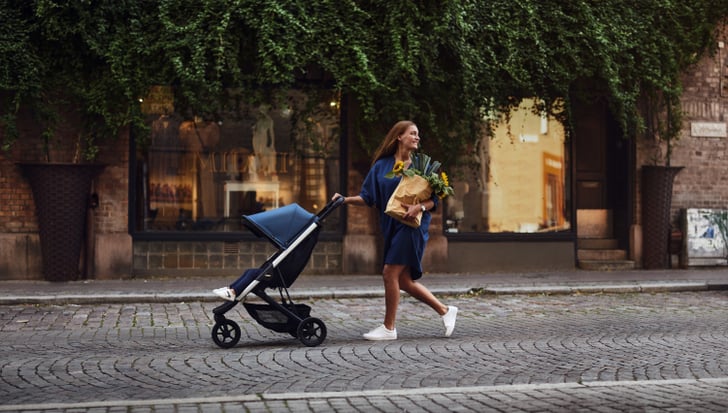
[
  {"x1": 2, "y1": 287, "x2": 728, "y2": 412},
  {"x1": 1, "y1": 267, "x2": 728, "y2": 305},
  {"x1": 2, "y1": 269, "x2": 728, "y2": 412}
]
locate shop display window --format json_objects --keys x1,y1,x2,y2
[
  {"x1": 445, "y1": 98, "x2": 571, "y2": 234},
  {"x1": 134, "y1": 89, "x2": 341, "y2": 233}
]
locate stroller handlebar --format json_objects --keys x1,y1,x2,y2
[{"x1": 317, "y1": 196, "x2": 346, "y2": 220}]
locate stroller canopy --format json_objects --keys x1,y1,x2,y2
[{"x1": 242, "y1": 203, "x2": 317, "y2": 249}]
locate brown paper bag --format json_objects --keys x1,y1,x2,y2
[{"x1": 385, "y1": 175, "x2": 432, "y2": 228}]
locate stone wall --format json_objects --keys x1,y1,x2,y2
[{"x1": 132, "y1": 240, "x2": 342, "y2": 277}]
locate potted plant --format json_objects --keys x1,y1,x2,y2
[
  {"x1": 639, "y1": 89, "x2": 684, "y2": 269},
  {"x1": 11, "y1": 107, "x2": 107, "y2": 282}
]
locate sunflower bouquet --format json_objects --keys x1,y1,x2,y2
[
  {"x1": 385, "y1": 152, "x2": 454, "y2": 199},
  {"x1": 384, "y1": 152, "x2": 454, "y2": 227}
]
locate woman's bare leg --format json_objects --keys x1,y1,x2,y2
[
  {"x1": 398, "y1": 269, "x2": 448, "y2": 316},
  {"x1": 382, "y1": 264, "x2": 406, "y2": 330}
]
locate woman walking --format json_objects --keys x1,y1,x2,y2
[{"x1": 333, "y1": 120, "x2": 457, "y2": 340}]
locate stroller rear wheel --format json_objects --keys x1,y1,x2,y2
[
  {"x1": 212, "y1": 318, "x2": 241, "y2": 349},
  {"x1": 297, "y1": 317, "x2": 327, "y2": 347}
]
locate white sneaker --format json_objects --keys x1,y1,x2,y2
[
  {"x1": 363, "y1": 324, "x2": 397, "y2": 341},
  {"x1": 442, "y1": 306, "x2": 458, "y2": 337},
  {"x1": 212, "y1": 287, "x2": 236, "y2": 302}
]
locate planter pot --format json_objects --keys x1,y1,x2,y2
[
  {"x1": 641, "y1": 165, "x2": 683, "y2": 269},
  {"x1": 19, "y1": 163, "x2": 104, "y2": 281}
]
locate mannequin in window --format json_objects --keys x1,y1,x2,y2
[
  {"x1": 179, "y1": 118, "x2": 220, "y2": 219},
  {"x1": 251, "y1": 104, "x2": 277, "y2": 178}
]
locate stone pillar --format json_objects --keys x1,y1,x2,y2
[{"x1": 422, "y1": 206, "x2": 448, "y2": 272}]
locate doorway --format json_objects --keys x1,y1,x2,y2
[{"x1": 572, "y1": 98, "x2": 633, "y2": 250}]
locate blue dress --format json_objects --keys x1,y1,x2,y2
[{"x1": 359, "y1": 156, "x2": 438, "y2": 280}]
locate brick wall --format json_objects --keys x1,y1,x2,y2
[
  {"x1": 93, "y1": 130, "x2": 130, "y2": 234},
  {"x1": 634, "y1": 23, "x2": 728, "y2": 229},
  {"x1": 0, "y1": 105, "x2": 131, "y2": 279},
  {"x1": 0, "y1": 152, "x2": 36, "y2": 233},
  {"x1": 0, "y1": 106, "x2": 129, "y2": 235}
]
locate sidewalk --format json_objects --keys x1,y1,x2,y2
[{"x1": 2, "y1": 267, "x2": 728, "y2": 305}]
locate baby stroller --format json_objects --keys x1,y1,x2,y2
[{"x1": 211, "y1": 197, "x2": 344, "y2": 349}]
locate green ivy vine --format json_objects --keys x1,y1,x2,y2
[{"x1": 1, "y1": 0, "x2": 726, "y2": 167}]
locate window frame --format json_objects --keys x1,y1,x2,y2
[
  {"x1": 442, "y1": 101, "x2": 576, "y2": 242},
  {"x1": 128, "y1": 90, "x2": 349, "y2": 243}
]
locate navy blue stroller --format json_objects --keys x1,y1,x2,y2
[{"x1": 211, "y1": 197, "x2": 344, "y2": 348}]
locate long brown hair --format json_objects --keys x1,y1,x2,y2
[{"x1": 371, "y1": 120, "x2": 415, "y2": 165}]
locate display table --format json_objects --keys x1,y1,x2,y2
[{"x1": 224, "y1": 180, "x2": 279, "y2": 216}]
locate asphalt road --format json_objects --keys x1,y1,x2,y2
[{"x1": 1, "y1": 290, "x2": 728, "y2": 412}]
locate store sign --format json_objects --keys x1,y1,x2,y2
[
  {"x1": 691, "y1": 122, "x2": 726, "y2": 138},
  {"x1": 141, "y1": 86, "x2": 174, "y2": 115}
]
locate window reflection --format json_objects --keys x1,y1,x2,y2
[
  {"x1": 446, "y1": 98, "x2": 570, "y2": 234},
  {"x1": 136, "y1": 89, "x2": 341, "y2": 232}
]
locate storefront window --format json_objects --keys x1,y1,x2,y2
[
  {"x1": 134, "y1": 88, "x2": 341, "y2": 233},
  {"x1": 445, "y1": 98, "x2": 571, "y2": 234}
]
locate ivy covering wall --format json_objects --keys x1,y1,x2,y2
[{"x1": 1, "y1": 0, "x2": 726, "y2": 166}]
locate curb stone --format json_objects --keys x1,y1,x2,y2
[{"x1": 1, "y1": 281, "x2": 727, "y2": 305}]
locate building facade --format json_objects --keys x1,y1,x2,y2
[{"x1": 1, "y1": 28, "x2": 727, "y2": 281}]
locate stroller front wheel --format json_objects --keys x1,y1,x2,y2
[
  {"x1": 212, "y1": 318, "x2": 241, "y2": 349},
  {"x1": 297, "y1": 317, "x2": 327, "y2": 347}
]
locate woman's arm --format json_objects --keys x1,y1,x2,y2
[
  {"x1": 401, "y1": 198, "x2": 433, "y2": 220},
  {"x1": 332, "y1": 193, "x2": 367, "y2": 206}
]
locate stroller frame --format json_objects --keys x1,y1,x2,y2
[{"x1": 211, "y1": 197, "x2": 343, "y2": 348}]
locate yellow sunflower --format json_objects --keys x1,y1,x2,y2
[{"x1": 392, "y1": 160, "x2": 404, "y2": 174}]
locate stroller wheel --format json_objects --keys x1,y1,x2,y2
[
  {"x1": 211, "y1": 319, "x2": 241, "y2": 349},
  {"x1": 297, "y1": 317, "x2": 327, "y2": 347}
]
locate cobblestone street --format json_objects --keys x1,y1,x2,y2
[{"x1": 1, "y1": 291, "x2": 728, "y2": 412}]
